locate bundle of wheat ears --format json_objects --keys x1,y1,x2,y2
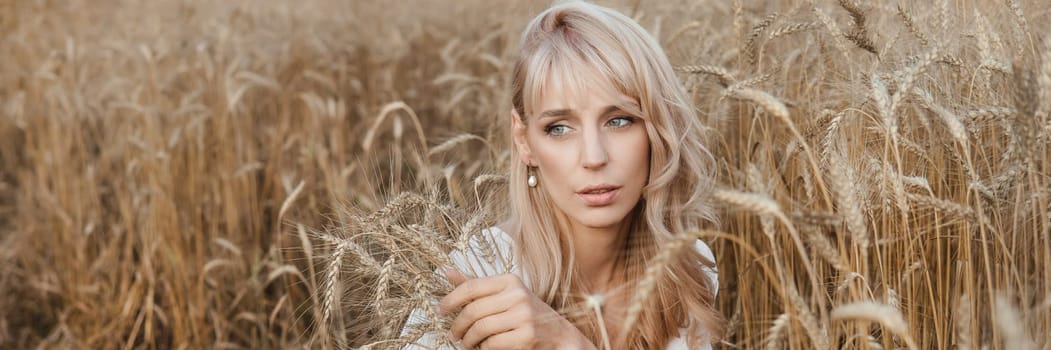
[{"x1": 1, "y1": 0, "x2": 1048, "y2": 349}]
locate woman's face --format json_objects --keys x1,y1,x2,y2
[{"x1": 513, "y1": 79, "x2": 650, "y2": 231}]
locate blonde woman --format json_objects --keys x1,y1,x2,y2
[{"x1": 403, "y1": 1, "x2": 723, "y2": 348}]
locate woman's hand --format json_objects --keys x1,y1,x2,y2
[{"x1": 439, "y1": 268, "x2": 596, "y2": 350}]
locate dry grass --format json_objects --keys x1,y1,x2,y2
[{"x1": 1, "y1": 0, "x2": 1049, "y2": 349}]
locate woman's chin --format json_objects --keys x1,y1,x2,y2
[{"x1": 570, "y1": 207, "x2": 634, "y2": 229}]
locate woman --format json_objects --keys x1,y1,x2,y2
[{"x1": 403, "y1": 1, "x2": 723, "y2": 348}]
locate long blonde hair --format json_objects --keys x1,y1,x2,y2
[{"x1": 505, "y1": 1, "x2": 724, "y2": 348}]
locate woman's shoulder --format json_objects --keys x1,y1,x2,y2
[
  {"x1": 692, "y1": 238, "x2": 718, "y2": 294},
  {"x1": 667, "y1": 239, "x2": 719, "y2": 350},
  {"x1": 692, "y1": 238, "x2": 715, "y2": 264}
]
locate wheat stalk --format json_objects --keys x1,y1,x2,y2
[
  {"x1": 768, "y1": 22, "x2": 818, "y2": 40},
  {"x1": 764, "y1": 313, "x2": 790, "y2": 350},
  {"x1": 620, "y1": 232, "x2": 695, "y2": 338},
  {"x1": 828, "y1": 150, "x2": 870, "y2": 251},
  {"x1": 994, "y1": 295, "x2": 1037, "y2": 350},
  {"x1": 676, "y1": 64, "x2": 736, "y2": 87},
  {"x1": 321, "y1": 240, "x2": 349, "y2": 334},
  {"x1": 745, "y1": 13, "x2": 780, "y2": 65},
  {"x1": 831, "y1": 301, "x2": 918, "y2": 350},
  {"x1": 838, "y1": 0, "x2": 877, "y2": 55},
  {"x1": 896, "y1": 4, "x2": 930, "y2": 47}
]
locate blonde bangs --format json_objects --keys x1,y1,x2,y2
[{"x1": 517, "y1": 9, "x2": 645, "y2": 120}]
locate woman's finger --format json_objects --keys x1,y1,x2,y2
[
  {"x1": 443, "y1": 266, "x2": 469, "y2": 286},
  {"x1": 449, "y1": 292, "x2": 515, "y2": 341},
  {"x1": 460, "y1": 311, "x2": 521, "y2": 350},
  {"x1": 439, "y1": 275, "x2": 509, "y2": 315},
  {"x1": 479, "y1": 327, "x2": 530, "y2": 350}
]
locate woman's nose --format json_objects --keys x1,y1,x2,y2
[{"x1": 581, "y1": 128, "x2": 609, "y2": 170}]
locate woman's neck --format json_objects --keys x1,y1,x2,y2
[{"x1": 568, "y1": 219, "x2": 630, "y2": 292}]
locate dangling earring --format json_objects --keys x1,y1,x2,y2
[{"x1": 527, "y1": 167, "x2": 538, "y2": 188}]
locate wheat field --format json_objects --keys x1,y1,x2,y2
[{"x1": 1, "y1": 0, "x2": 1049, "y2": 349}]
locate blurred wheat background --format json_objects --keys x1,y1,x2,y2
[{"x1": 1, "y1": 0, "x2": 1049, "y2": 349}]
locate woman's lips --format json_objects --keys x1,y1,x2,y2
[{"x1": 576, "y1": 186, "x2": 621, "y2": 206}]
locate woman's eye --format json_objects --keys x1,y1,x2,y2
[
  {"x1": 545, "y1": 124, "x2": 570, "y2": 136},
  {"x1": 607, "y1": 116, "x2": 634, "y2": 128}
]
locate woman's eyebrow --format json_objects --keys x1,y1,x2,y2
[
  {"x1": 538, "y1": 104, "x2": 635, "y2": 119},
  {"x1": 538, "y1": 109, "x2": 573, "y2": 119}
]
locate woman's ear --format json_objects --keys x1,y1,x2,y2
[{"x1": 511, "y1": 109, "x2": 535, "y2": 166}]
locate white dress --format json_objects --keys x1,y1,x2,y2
[{"x1": 400, "y1": 227, "x2": 718, "y2": 349}]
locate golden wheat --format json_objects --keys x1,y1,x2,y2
[{"x1": 1, "y1": 0, "x2": 1048, "y2": 349}]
